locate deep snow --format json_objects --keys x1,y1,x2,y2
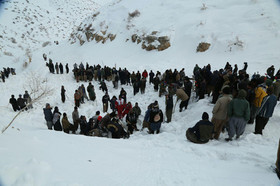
[{"x1": 0, "y1": 0, "x2": 280, "y2": 186}]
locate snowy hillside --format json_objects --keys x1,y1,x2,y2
[{"x1": 0, "y1": 0, "x2": 280, "y2": 185}]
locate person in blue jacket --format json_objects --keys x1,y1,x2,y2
[{"x1": 254, "y1": 86, "x2": 277, "y2": 135}]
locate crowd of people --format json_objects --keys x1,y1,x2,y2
[
  {"x1": 4, "y1": 57, "x2": 280, "y2": 179},
  {"x1": 1, "y1": 67, "x2": 16, "y2": 82},
  {"x1": 40, "y1": 60, "x2": 280, "y2": 142}
]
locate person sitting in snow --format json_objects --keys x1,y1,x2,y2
[{"x1": 186, "y1": 112, "x2": 214, "y2": 144}]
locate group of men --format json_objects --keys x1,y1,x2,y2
[
  {"x1": 1, "y1": 67, "x2": 16, "y2": 82},
  {"x1": 9, "y1": 91, "x2": 33, "y2": 111}
]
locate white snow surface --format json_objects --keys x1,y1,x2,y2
[{"x1": 0, "y1": 0, "x2": 280, "y2": 185}]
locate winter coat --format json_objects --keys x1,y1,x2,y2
[
  {"x1": 100, "y1": 113, "x2": 111, "y2": 128},
  {"x1": 189, "y1": 120, "x2": 214, "y2": 141},
  {"x1": 132, "y1": 106, "x2": 141, "y2": 117},
  {"x1": 228, "y1": 90, "x2": 250, "y2": 121},
  {"x1": 176, "y1": 88, "x2": 189, "y2": 101},
  {"x1": 17, "y1": 98, "x2": 26, "y2": 108},
  {"x1": 9, "y1": 97, "x2": 19, "y2": 109},
  {"x1": 72, "y1": 110, "x2": 79, "y2": 122},
  {"x1": 273, "y1": 80, "x2": 280, "y2": 98},
  {"x1": 257, "y1": 94, "x2": 277, "y2": 118},
  {"x1": 43, "y1": 108, "x2": 53, "y2": 122},
  {"x1": 102, "y1": 94, "x2": 110, "y2": 104},
  {"x1": 253, "y1": 84, "x2": 267, "y2": 107},
  {"x1": 122, "y1": 103, "x2": 132, "y2": 117},
  {"x1": 149, "y1": 108, "x2": 163, "y2": 124},
  {"x1": 212, "y1": 94, "x2": 232, "y2": 120},
  {"x1": 62, "y1": 116, "x2": 72, "y2": 130},
  {"x1": 53, "y1": 112, "x2": 62, "y2": 131},
  {"x1": 166, "y1": 96, "x2": 173, "y2": 110}
]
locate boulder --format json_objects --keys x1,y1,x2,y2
[{"x1": 196, "y1": 42, "x2": 211, "y2": 52}]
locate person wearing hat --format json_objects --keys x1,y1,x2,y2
[
  {"x1": 186, "y1": 112, "x2": 214, "y2": 144},
  {"x1": 226, "y1": 89, "x2": 250, "y2": 141},
  {"x1": 43, "y1": 103, "x2": 53, "y2": 130}
]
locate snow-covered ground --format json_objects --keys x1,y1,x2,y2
[{"x1": 0, "y1": 0, "x2": 280, "y2": 185}]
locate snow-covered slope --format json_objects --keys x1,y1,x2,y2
[{"x1": 0, "y1": 0, "x2": 280, "y2": 185}]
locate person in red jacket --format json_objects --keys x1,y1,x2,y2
[
  {"x1": 116, "y1": 95, "x2": 125, "y2": 119},
  {"x1": 122, "y1": 102, "x2": 132, "y2": 118},
  {"x1": 142, "y1": 70, "x2": 148, "y2": 79}
]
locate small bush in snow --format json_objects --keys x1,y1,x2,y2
[{"x1": 129, "y1": 10, "x2": 140, "y2": 18}]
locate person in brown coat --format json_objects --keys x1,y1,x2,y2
[
  {"x1": 176, "y1": 88, "x2": 189, "y2": 112},
  {"x1": 74, "y1": 90, "x2": 81, "y2": 107},
  {"x1": 62, "y1": 113, "x2": 76, "y2": 134},
  {"x1": 211, "y1": 86, "x2": 232, "y2": 139}
]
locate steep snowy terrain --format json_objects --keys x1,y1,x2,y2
[{"x1": 0, "y1": 0, "x2": 280, "y2": 185}]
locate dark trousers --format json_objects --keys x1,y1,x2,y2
[
  {"x1": 255, "y1": 115, "x2": 269, "y2": 135},
  {"x1": 277, "y1": 139, "x2": 280, "y2": 170},
  {"x1": 166, "y1": 109, "x2": 172, "y2": 123},
  {"x1": 179, "y1": 100, "x2": 188, "y2": 111}
]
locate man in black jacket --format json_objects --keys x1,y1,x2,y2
[
  {"x1": 9, "y1": 95, "x2": 19, "y2": 111},
  {"x1": 186, "y1": 112, "x2": 214, "y2": 144},
  {"x1": 165, "y1": 94, "x2": 173, "y2": 123}
]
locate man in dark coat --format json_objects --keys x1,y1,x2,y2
[
  {"x1": 133, "y1": 80, "x2": 140, "y2": 95},
  {"x1": 66, "y1": 63, "x2": 69, "y2": 74},
  {"x1": 102, "y1": 92, "x2": 110, "y2": 113},
  {"x1": 17, "y1": 94, "x2": 26, "y2": 110},
  {"x1": 9, "y1": 95, "x2": 19, "y2": 111},
  {"x1": 149, "y1": 70, "x2": 154, "y2": 84},
  {"x1": 55, "y1": 63, "x2": 59, "y2": 74},
  {"x1": 43, "y1": 103, "x2": 53, "y2": 130},
  {"x1": 126, "y1": 110, "x2": 138, "y2": 134},
  {"x1": 140, "y1": 78, "x2": 146, "y2": 94},
  {"x1": 61, "y1": 86, "x2": 66, "y2": 103},
  {"x1": 254, "y1": 87, "x2": 277, "y2": 135},
  {"x1": 165, "y1": 94, "x2": 173, "y2": 123},
  {"x1": 186, "y1": 112, "x2": 214, "y2": 144},
  {"x1": 59, "y1": 63, "x2": 63, "y2": 74}
]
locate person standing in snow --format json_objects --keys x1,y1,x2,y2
[
  {"x1": 72, "y1": 106, "x2": 79, "y2": 132},
  {"x1": 102, "y1": 92, "x2": 110, "y2": 113},
  {"x1": 226, "y1": 89, "x2": 250, "y2": 141},
  {"x1": 61, "y1": 86, "x2": 66, "y2": 103},
  {"x1": 17, "y1": 94, "x2": 26, "y2": 110},
  {"x1": 186, "y1": 112, "x2": 214, "y2": 144},
  {"x1": 55, "y1": 62, "x2": 59, "y2": 74},
  {"x1": 53, "y1": 106, "x2": 62, "y2": 131},
  {"x1": 62, "y1": 113, "x2": 76, "y2": 134},
  {"x1": 23, "y1": 90, "x2": 33, "y2": 109},
  {"x1": 175, "y1": 88, "x2": 189, "y2": 112},
  {"x1": 9, "y1": 95, "x2": 19, "y2": 111},
  {"x1": 65, "y1": 63, "x2": 69, "y2": 74},
  {"x1": 165, "y1": 94, "x2": 173, "y2": 123},
  {"x1": 211, "y1": 86, "x2": 232, "y2": 140},
  {"x1": 43, "y1": 103, "x2": 53, "y2": 130},
  {"x1": 74, "y1": 90, "x2": 81, "y2": 107},
  {"x1": 87, "y1": 82, "x2": 96, "y2": 101},
  {"x1": 59, "y1": 63, "x2": 63, "y2": 74},
  {"x1": 254, "y1": 86, "x2": 277, "y2": 135}
]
